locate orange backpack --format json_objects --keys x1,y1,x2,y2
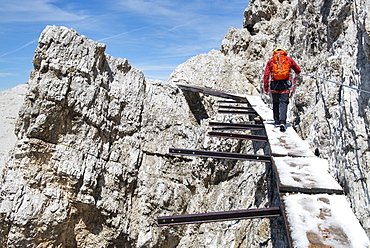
[{"x1": 272, "y1": 51, "x2": 290, "y2": 80}]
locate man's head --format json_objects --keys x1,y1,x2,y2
[{"x1": 274, "y1": 47, "x2": 285, "y2": 51}]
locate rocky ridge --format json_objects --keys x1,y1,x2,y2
[
  {"x1": 0, "y1": 26, "x2": 281, "y2": 247},
  {"x1": 170, "y1": 0, "x2": 370, "y2": 237},
  {"x1": 0, "y1": 0, "x2": 369, "y2": 247}
]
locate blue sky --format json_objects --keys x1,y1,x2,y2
[{"x1": 0, "y1": 0, "x2": 248, "y2": 91}]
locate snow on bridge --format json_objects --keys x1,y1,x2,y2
[
  {"x1": 158, "y1": 84, "x2": 370, "y2": 247},
  {"x1": 247, "y1": 94, "x2": 369, "y2": 247}
]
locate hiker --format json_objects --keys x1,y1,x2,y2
[{"x1": 263, "y1": 47, "x2": 301, "y2": 131}]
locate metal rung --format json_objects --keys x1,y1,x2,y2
[
  {"x1": 218, "y1": 109, "x2": 257, "y2": 115},
  {"x1": 212, "y1": 127, "x2": 259, "y2": 131},
  {"x1": 169, "y1": 148, "x2": 271, "y2": 162},
  {"x1": 218, "y1": 100, "x2": 250, "y2": 104},
  {"x1": 157, "y1": 207, "x2": 281, "y2": 226},
  {"x1": 177, "y1": 84, "x2": 248, "y2": 102},
  {"x1": 212, "y1": 127, "x2": 263, "y2": 131},
  {"x1": 279, "y1": 186, "x2": 344, "y2": 195},
  {"x1": 209, "y1": 122, "x2": 264, "y2": 130},
  {"x1": 208, "y1": 131, "x2": 268, "y2": 142},
  {"x1": 218, "y1": 105, "x2": 255, "y2": 111}
]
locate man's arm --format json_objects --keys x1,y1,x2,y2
[{"x1": 263, "y1": 60, "x2": 272, "y2": 94}]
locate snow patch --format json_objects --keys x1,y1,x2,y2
[
  {"x1": 264, "y1": 123, "x2": 315, "y2": 157},
  {"x1": 283, "y1": 194, "x2": 370, "y2": 247},
  {"x1": 273, "y1": 156, "x2": 342, "y2": 190}
]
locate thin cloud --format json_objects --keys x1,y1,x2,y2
[
  {"x1": 115, "y1": 0, "x2": 204, "y2": 27},
  {"x1": 0, "y1": 0, "x2": 248, "y2": 90},
  {"x1": 113, "y1": 0, "x2": 242, "y2": 39},
  {"x1": 117, "y1": 0, "x2": 180, "y2": 19},
  {"x1": 0, "y1": 73, "x2": 17, "y2": 77},
  {"x1": 0, "y1": 0, "x2": 86, "y2": 23},
  {"x1": 156, "y1": 44, "x2": 210, "y2": 59},
  {"x1": 0, "y1": 40, "x2": 38, "y2": 58},
  {"x1": 134, "y1": 64, "x2": 179, "y2": 71},
  {"x1": 97, "y1": 25, "x2": 154, "y2": 42},
  {"x1": 169, "y1": 22, "x2": 194, "y2": 32}
]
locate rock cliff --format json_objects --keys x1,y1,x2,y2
[
  {"x1": 0, "y1": 26, "x2": 281, "y2": 247},
  {"x1": 0, "y1": 0, "x2": 369, "y2": 247},
  {"x1": 171, "y1": 0, "x2": 370, "y2": 238}
]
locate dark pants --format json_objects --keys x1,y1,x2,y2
[{"x1": 272, "y1": 93, "x2": 289, "y2": 125}]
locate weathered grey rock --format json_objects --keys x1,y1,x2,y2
[
  {"x1": 0, "y1": 84, "x2": 28, "y2": 178},
  {"x1": 0, "y1": 25, "x2": 281, "y2": 247},
  {"x1": 1, "y1": 0, "x2": 370, "y2": 246},
  {"x1": 171, "y1": 0, "x2": 370, "y2": 238}
]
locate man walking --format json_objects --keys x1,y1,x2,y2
[{"x1": 263, "y1": 47, "x2": 301, "y2": 131}]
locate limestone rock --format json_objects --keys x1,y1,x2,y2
[
  {"x1": 0, "y1": 84, "x2": 28, "y2": 178},
  {"x1": 171, "y1": 0, "x2": 370, "y2": 238},
  {"x1": 0, "y1": 26, "x2": 280, "y2": 247},
  {"x1": 1, "y1": 0, "x2": 370, "y2": 246}
]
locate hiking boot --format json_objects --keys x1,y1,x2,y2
[
  {"x1": 254, "y1": 116, "x2": 263, "y2": 124},
  {"x1": 279, "y1": 124, "x2": 286, "y2": 132}
]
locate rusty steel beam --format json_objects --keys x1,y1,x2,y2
[
  {"x1": 208, "y1": 131, "x2": 268, "y2": 142},
  {"x1": 177, "y1": 84, "x2": 248, "y2": 102},
  {"x1": 218, "y1": 100, "x2": 250, "y2": 104},
  {"x1": 218, "y1": 105, "x2": 255, "y2": 111},
  {"x1": 218, "y1": 109, "x2": 258, "y2": 115},
  {"x1": 157, "y1": 207, "x2": 281, "y2": 226},
  {"x1": 212, "y1": 127, "x2": 257, "y2": 131},
  {"x1": 209, "y1": 122, "x2": 265, "y2": 130},
  {"x1": 169, "y1": 148, "x2": 271, "y2": 162}
]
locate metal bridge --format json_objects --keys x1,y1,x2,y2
[{"x1": 157, "y1": 84, "x2": 368, "y2": 247}]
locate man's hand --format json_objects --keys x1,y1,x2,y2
[{"x1": 264, "y1": 88, "x2": 270, "y2": 95}]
